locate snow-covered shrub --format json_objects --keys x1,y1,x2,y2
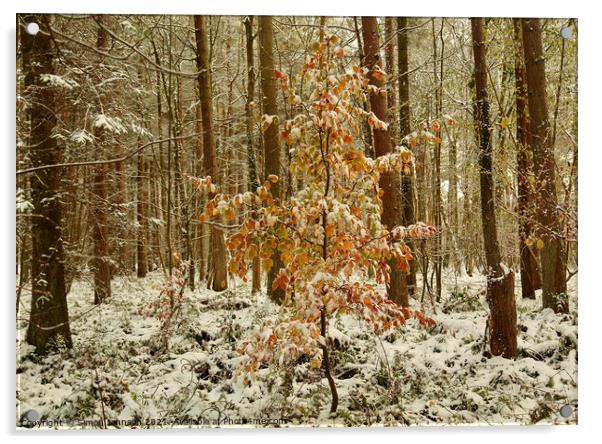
[{"x1": 140, "y1": 257, "x2": 189, "y2": 353}]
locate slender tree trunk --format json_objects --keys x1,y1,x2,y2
[
  {"x1": 22, "y1": 14, "x2": 72, "y2": 353},
  {"x1": 521, "y1": 18, "x2": 568, "y2": 313},
  {"x1": 244, "y1": 16, "x2": 262, "y2": 294},
  {"x1": 384, "y1": 18, "x2": 398, "y2": 141},
  {"x1": 258, "y1": 16, "x2": 285, "y2": 303},
  {"x1": 195, "y1": 90, "x2": 207, "y2": 283},
  {"x1": 471, "y1": 17, "x2": 517, "y2": 359},
  {"x1": 353, "y1": 17, "x2": 375, "y2": 158},
  {"x1": 136, "y1": 147, "x2": 148, "y2": 278},
  {"x1": 431, "y1": 20, "x2": 443, "y2": 301},
  {"x1": 194, "y1": 15, "x2": 228, "y2": 291},
  {"x1": 447, "y1": 123, "x2": 459, "y2": 273},
  {"x1": 174, "y1": 68, "x2": 193, "y2": 289},
  {"x1": 92, "y1": 17, "x2": 112, "y2": 304},
  {"x1": 397, "y1": 17, "x2": 417, "y2": 300},
  {"x1": 135, "y1": 66, "x2": 149, "y2": 278},
  {"x1": 113, "y1": 140, "x2": 128, "y2": 273},
  {"x1": 513, "y1": 19, "x2": 541, "y2": 299},
  {"x1": 463, "y1": 188, "x2": 474, "y2": 276},
  {"x1": 319, "y1": 16, "x2": 327, "y2": 42},
  {"x1": 362, "y1": 17, "x2": 408, "y2": 307}
]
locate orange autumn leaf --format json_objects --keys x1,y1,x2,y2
[
  {"x1": 261, "y1": 257, "x2": 273, "y2": 272},
  {"x1": 224, "y1": 207, "x2": 236, "y2": 222},
  {"x1": 372, "y1": 67, "x2": 386, "y2": 82}
]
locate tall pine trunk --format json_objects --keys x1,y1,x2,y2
[
  {"x1": 22, "y1": 14, "x2": 73, "y2": 353},
  {"x1": 194, "y1": 15, "x2": 228, "y2": 292},
  {"x1": 92, "y1": 17, "x2": 112, "y2": 304},
  {"x1": 259, "y1": 16, "x2": 285, "y2": 304},
  {"x1": 193, "y1": 84, "x2": 207, "y2": 282},
  {"x1": 471, "y1": 18, "x2": 517, "y2": 359},
  {"x1": 244, "y1": 16, "x2": 262, "y2": 294},
  {"x1": 431, "y1": 20, "x2": 443, "y2": 301},
  {"x1": 397, "y1": 17, "x2": 417, "y2": 300},
  {"x1": 513, "y1": 19, "x2": 541, "y2": 299},
  {"x1": 136, "y1": 149, "x2": 148, "y2": 278},
  {"x1": 362, "y1": 17, "x2": 408, "y2": 307},
  {"x1": 521, "y1": 18, "x2": 568, "y2": 313},
  {"x1": 384, "y1": 18, "x2": 398, "y2": 141}
]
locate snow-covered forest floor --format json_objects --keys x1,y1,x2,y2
[{"x1": 16, "y1": 270, "x2": 577, "y2": 428}]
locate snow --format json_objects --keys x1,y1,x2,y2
[
  {"x1": 92, "y1": 114, "x2": 127, "y2": 134},
  {"x1": 69, "y1": 129, "x2": 94, "y2": 145},
  {"x1": 16, "y1": 189, "x2": 33, "y2": 213},
  {"x1": 16, "y1": 270, "x2": 577, "y2": 428},
  {"x1": 40, "y1": 74, "x2": 78, "y2": 90}
]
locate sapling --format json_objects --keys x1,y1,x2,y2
[{"x1": 195, "y1": 36, "x2": 436, "y2": 414}]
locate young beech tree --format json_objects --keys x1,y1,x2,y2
[{"x1": 195, "y1": 36, "x2": 435, "y2": 414}]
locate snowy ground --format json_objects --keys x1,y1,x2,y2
[{"x1": 16, "y1": 269, "x2": 577, "y2": 428}]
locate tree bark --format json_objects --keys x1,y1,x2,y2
[
  {"x1": 431, "y1": 20, "x2": 443, "y2": 302},
  {"x1": 194, "y1": 85, "x2": 207, "y2": 283},
  {"x1": 362, "y1": 17, "x2": 408, "y2": 307},
  {"x1": 513, "y1": 19, "x2": 541, "y2": 299},
  {"x1": 447, "y1": 124, "x2": 459, "y2": 273},
  {"x1": 136, "y1": 148, "x2": 148, "y2": 278},
  {"x1": 397, "y1": 17, "x2": 417, "y2": 300},
  {"x1": 384, "y1": 18, "x2": 397, "y2": 141},
  {"x1": 471, "y1": 17, "x2": 517, "y2": 359},
  {"x1": 22, "y1": 14, "x2": 73, "y2": 353},
  {"x1": 92, "y1": 17, "x2": 112, "y2": 304},
  {"x1": 113, "y1": 140, "x2": 128, "y2": 273},
  {"x1": 521, "y1": 18, "x2": 568, "y2": 313},
  {"x1": 244, "y1": 16, "x2": 262, "y2": 294},
  {"x1": 258, "y1": 16, "x2": 285, "y2": 303},
  {"x1": 194, "y1": 15, "x2": 228, "y2": 292}
]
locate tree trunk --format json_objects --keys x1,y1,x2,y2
[
  {"x1": 471, "y1": 17, "x2": 517, "y2": 359},
  {"x1": 521, "y1": 18, "x2": 568, "y2": 313},
  {"x1": 513, "y1": 19, "x2": 541, "y2": 299},
  {"x1": 194, "y1": 86, "x2": 207, "y2": 283},
  {"x1": 447, "y1": 124, "x2": 459, "y2": 273},
  {"x1": 397, "y1": 17, "x2": 417, "y2": 300},
  {"x1": 22, "y1": 14, "x2": 73, "y2": 353},
  {"x1": 136, "y1": 148, "x2": 148, "y2": 278},
  {"x1": 384, "y1": 18, "x2": 397, "y2": 141},
  {"x1": 431, "y1": 20, "x2": 443, "y2": 302},
  {"x1": 113, "y1": 141, "x2": 128, "y2": 273},
  {"x1": 92, "y1": 17, "x2": 112, "y2": 304},
  {"x1": 259, "y1": 16, "x2": 285, "y2": 303},
  {"x1": 362, "y1": 17, "x2": 408, "y2": 307},
  {"x1": 244, "y1": 16, "x2": 262, "y2": 294},
  {"x1": 194, "y1": 15, "x2": 228, "y2": 292}
]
